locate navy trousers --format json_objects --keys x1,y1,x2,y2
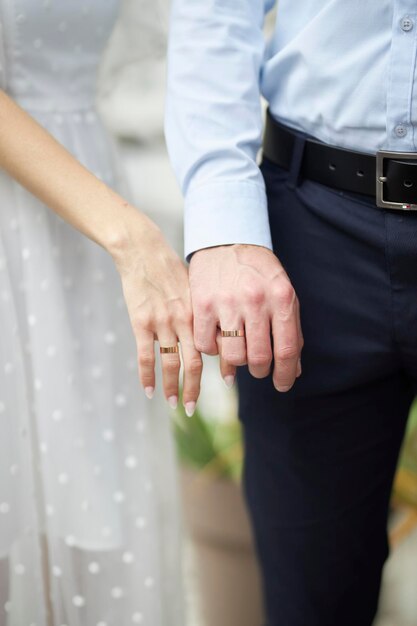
[{"x1": 236, "y1": 149, "x2": 417, "y2": 626}]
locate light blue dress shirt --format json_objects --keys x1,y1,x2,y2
[{"x1": 165, "y1": 0, "x2": 416, "y2": 261}]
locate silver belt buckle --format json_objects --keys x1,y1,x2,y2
[{"x1": 376, "y1": 150, "x2": 417, "y2": 210}]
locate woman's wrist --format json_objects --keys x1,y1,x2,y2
[{"x1": 104, "y1": 202, "x2": 163, "y2": 271}]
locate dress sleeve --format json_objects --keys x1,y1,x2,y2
[{"x1": 165, "y1": 0, "x2": 276, "y2": 262}]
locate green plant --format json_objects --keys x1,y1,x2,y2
[
  {"x1": 173, "y1": 401, "x2": 243, "y2": 481},
  {"x1": 393, "y1": 398, "x2": 417, "y2": 508},
  {"x1": 173, "y1": 387, "x2": 417, "y2": 506}
]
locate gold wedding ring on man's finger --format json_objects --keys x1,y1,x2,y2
[{"x1": 220, "y1": 330, "x2": 245, "y2": 337}]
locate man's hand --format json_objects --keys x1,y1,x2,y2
[{"x1": 189, "y1": 244, "x2": 303, "y2": 391}]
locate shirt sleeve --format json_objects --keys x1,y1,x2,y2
[{"x1": 164, "y1": 0, "x2": 276, "y2": 262}]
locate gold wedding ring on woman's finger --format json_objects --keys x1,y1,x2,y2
[
  {"x1": 220, "y1": 330, "x2": 245, "y2": 337},
  {"x1": 159, "y1": 344, "x2": 179, "y2": 353}
]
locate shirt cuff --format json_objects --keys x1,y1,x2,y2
[{"x1": 184, "y1": 180, "x2": 273, "y2": 262}]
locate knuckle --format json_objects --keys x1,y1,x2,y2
[
  {"x1": 197, "y1": 344, "x2": 218, "y2": 356},
  {"x1": 186, "y1": 357, "x2": 203, "y2": 375},
  {"x1": 273, "y1": 281, "x2": 296, "y2": 308},
  {"x1": 276, "y1": 345, "x2": 298, "y2": 362},
  {"x1": 224, "y1": 352, "x2": 246, "y2": 366},
  {"x1": 169, "y1": 299, "x2": 193, "y2": 325},
  {"x1": 194, "y1": 340, "x2": 206, "y2": 353},
  {"x1": 156, "y1": 313, "x2": 173, "y2": 328},
  {"x1": 248, "y1": 354, "x2": 272, "y2": 367},
  {"x1": 197, "y1": 297, "x2": 214, "y2": 315},
  {"x1": 194, "y1": 333, "x2": 215, "y2": 354},
  {"x1": 133, "y1": 311, "x2": 152, "y2": 331},
  {"x1": 244, "y1": 285, "x2": 265, "y2": 306},
  {"x1": 138, "y1": 352, "x2": 155, "y2": 368},
  {"x1": 177, "y1": 308, "x2": 193, "y2": 327}
]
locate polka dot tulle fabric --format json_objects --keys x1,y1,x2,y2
[{"x1": 0, "y1": 1, "x2": 184, "y2": 624}]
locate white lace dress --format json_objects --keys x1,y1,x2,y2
[{"x1": 0, "y1": 2, "x2": 184, "y2": 625}]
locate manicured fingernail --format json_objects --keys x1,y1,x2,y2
[
  {"x1": 168, "y1": 395, "x2": 178, "y2": 409},
  {"x1": 144, "y1": 386, "x2": 154, "y2": 399},
  {"x1": 223, "y1": 375, "x2": 235, "y2": 389},
  {"x1": 185, "y1": 401, "x2": 196, "y2": 417},
  {"x1": 296, "y1": 359, "x2": 302, "y2": 377},
  {"x1": 277, "y1": 385, "x2": 292, "y2": 393}
]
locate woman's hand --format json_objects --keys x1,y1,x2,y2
[
  {"x1": 0, "y1": 91, "x2": 204, "y2": 414},
  {"x1": 109, "y1": 211, "x2": 203, "y2": 416}
]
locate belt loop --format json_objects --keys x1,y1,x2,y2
[{"x1": 286, "y1": 134, "x2": 306, "y2": 190}]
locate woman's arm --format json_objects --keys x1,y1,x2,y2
[
  {"x1": 0, "y1": 89, "x2": 149, "y2": 254},
  {"x1": 0, "y1": 90, "x2": 222, "y2": 414}
]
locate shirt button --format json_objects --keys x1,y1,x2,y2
[
  {"x1": 400, "y1": 16, "x2": 414, "y2": 31},
  {"x1": 395, "y1": 124, "x2": 408, "y2": 138}
]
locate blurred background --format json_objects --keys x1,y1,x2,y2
[{"x1": 95, "y1": 1, "x2": 417, "y2": 624}]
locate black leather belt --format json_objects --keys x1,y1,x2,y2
[{"x1": 262, "y1": 109, "x2": 417, "y2": 210}]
